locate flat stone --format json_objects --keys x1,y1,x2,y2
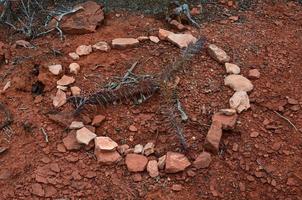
[
  {"x1": 147, "y1": 160, "x2": 159, "y2": 178},
  {"x1": 207, "y1": 44, "x2": 230, "y2": 63},
  {"x1": 143, "y1": 142, "x2": 155, "y2": 156},
  {"x1": 48, "y1": 64, "x2": 62, "y2": 75},
  {"x1": 158, "y1": 28, "x2": 173, "y2": 40},
  {"x1": 134, "y1": 144, "x2": 144, "y2": 154},
  {"x1": 76, "y1": 127, "x2": 97, "y2": 145},
  {"x1": 204, "y1": 121, "x2": 223, "y2": 154},
  {"x1": 95, "y1": 136, "x2": 118, "y2": 151},
  {"x1": 125, "y1": 154, "x2": 148, "y2": 172},
  {"x1": 56, "y1": 144, "x2": 66, "y2": 153},
  {"x1": 57, "y1": 75, "x2": 75, "y2": 86},
  {"x1": 68, "y1": 52, "x2": 79, "y2": 60},
  {"x1": 111, "y1": 38, "x2": 139, "y2": 49},
  {"x1": 76, "y1": 45, "x2": 92, "y2": 56},
  {"x1": 225, "y1": 63, "x2": 240, "y2": 74},
  {"x1": 193, "y1": 152, "x2": 212, "y2": 169},
  {"x1": 224, "y1": 75, "x2": 254, "y2": 92},
  {"x1": 158, "y1": 155, "x2": 166, "y2": 170},
  {"x1": 91, "y1": 115, "x2": 106, "y2": 127},
  {"x1": 165, "y1": 152, "x2": 191, "y2": 173},
  {"x1": 95, "y1": 150, "x2": 121, "y2": 165},
  {"x1": 52, "y1": 89, "x2": 66, "y2": 108},
  {"x1": 31, "y1": 183, "x2": 45, "y2": 197},
  {"x1": 70, "y1": 86, "x2": 81, "y2": 96},
  {"x1": 69, "y1": 121, "x2": 84, "y2": 130},
  {"x1": 248, "y1": 69, "x2": 260, "y2": 79},
  {"x1": 59, "y1": 1, "x2": 104, "y2": 34},
  {"x1": 149, "y1": 36, "x2": 160, "y2": 43},
  {"x1": 212, "y1": 112, "x2": 238, "y2": 130},
  {"x1": 69, "y1": 63, "x2": 80, "y2": 74},
  {"x1": 229, "y1": 91, "x2": 251, "y2": 113},
  {"x1": 167, "y1": 33, "x2": 197, "y2": 48},
  {"x1": 287, "y1": 97, "x2": 298, "y2": 105},
  {"x1": 92, "y1": 41, "x2": 110, "y2": 52}
]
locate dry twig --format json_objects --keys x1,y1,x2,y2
[{"x1": 273, "y1": 111, "x2": 299, "y2": 132}]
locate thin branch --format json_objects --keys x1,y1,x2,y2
[
  {"x1": 273, "y1": 111, "x2": 299, "y2": 132},
  {"x1": 40, "y1": 127, "x2": 49, "y2": 143}
]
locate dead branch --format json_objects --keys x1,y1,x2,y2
[
  {"x1": 273, "y1": 111, "x2": 299, "y2": 132},
  {"x1": 40, "y1": 127, "x2": 49, "y2": 143}
]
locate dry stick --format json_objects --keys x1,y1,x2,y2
[
  {"x1": 273, "y1": 111, "x2": 299, "y2": 132},
  {"x1": 40, "y1": 127, "x2": 49, "y2": 143},
  {"x1": 122, "y1": 61, "x2": 139, "y2": 81}
]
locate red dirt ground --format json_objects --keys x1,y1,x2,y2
[{"x1": 0, "y1": 1, "x2": 301, "y2": 199}]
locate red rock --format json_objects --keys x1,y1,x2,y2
[
  {"x1": 35, "y1": 174, "x2": 48, "y2": 184},
  {"x1": 171, "y1": 184, "x2": 182, "y2": 192},
  {"x1": 287, "y1": 97, "x2": 298, "y2": 105},
  {"x1": 248, "y1": 69, "x2": 260, "y2": 79},
  {"x1": 169, "y1": 19, "x2": 187, "y2": 31},
  {"x1": 31, "y1": 183, "x2": 45, "y2": 197},
  {"x1": 204, "y1": 121, "x2": 223, "y2": 154},
  {"x1": 92, "y1": 115, "x2": 106, "y2": 126},
  {"x1": 129, "y1": 125, "x2": 138, "y2": 132},
  {"x1": 95, "y1": 150, "x2": 121, "y2": 165},
  {"x1": 132, "y1": 173, "x2": 142, "y2": 182},
  {"x1": 60, "y1": 1, "x2": 104, "y2": 34},
  {"x1": 165, "y1": 152, "x2": 191, "y2": 173},
  {"x1": 212, "y1": 112, "x2": 238, "y2": 130},
  {"x1": 190, "y1": 6, "x2": 202, "y2": 16},
  {"x1": 49, "y1": 163, "x2": 60, "y2": 173},
  {"x1": 56, "y1": 144, "x2": 66, "y2": 153},
  {"x1": 44, "y1": 185, "x2": 57, "y2": 197},
  {"x1": 147, "y1": 160, "x2": 159, "y2": 178},
  {"x1": 63, "y1": 131, "x2": 82, "y2": 150},
  {"x1": 111, "y1": 38, "x2": 139, "y2": 49},
  {"x1": 125, "y1": 154, "x2": 148, "y2": 172},
  {"x1": 193, "y1": 151, "x2": 212, "y2": 169},
  {"x1": 250, "y1": 131, "x2": 259, "y2": 138}
]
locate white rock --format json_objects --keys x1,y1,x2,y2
[
  {"x1": 224, "y1": 74, "x2": 254, "y2": 92},
  {"x1": 69, "y1": 63, "x2": 80, "y2": 74},
  {"x1": 52, "y1": 89, "x2": 66, "y2": 107},
  {"x1": 158, "y1": 28, "x2": 173, "y2": 40},
  {"x1": 92, "y1": 41, "x2": 111, "y2": 52},
  {"x1": 56, "y1": 85, "x2": 68, "y2": 91},
  {"x1": 111, "y1": 38, "x2": 139, "y2": 49},
  {"x1": 70, "y1": 86, "x2": 81, "y2": 96},
  {"x1": 143, "y1": 142, "x2": 155, "y2": 156},
  {"x1": 137, "y1": 36, "x2": 149, "y2": 41},
  {"x1": 134, "y1": 144, "x2": 144, "y2": 154},
  {"x1": 207, "y1": 44, "x2": 230, "y2": 63},
  {"x1": 68, "y1": 52, "x2": 80, "y2": 60},
  {"x1": 57, "y1": 75, "x2": 75, "y2": 86},
  {"x1": 69, "y1": 121, "x2": 84, "y2": 129},
  {"x1": 225, "y1": 63, "x2": 240, "y2": 74},
  {"x1": 76, "y1": 127, "x2": 97, "y2": 145},
  {"x1": 167, "y1": 33, "x2": 197, "y2": 48},
  {"x1": 149, "y1": 36, "x2": 160, "y2": 43},
  {"x1": 95, "y1": 136, "x2": 118, "y2": 151},
  {"x1": 76, "y1": 45, "x2": 92, "y2": 56},
  {"x1": 229, "y1": 91, "x2": 251, "y2": 113},
  {"x1": 219, "y1": 108, "x2": 237, "y2": 116},
  {"x1": 48, "y1": 64, "x2": 62, "y2": 75}
]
